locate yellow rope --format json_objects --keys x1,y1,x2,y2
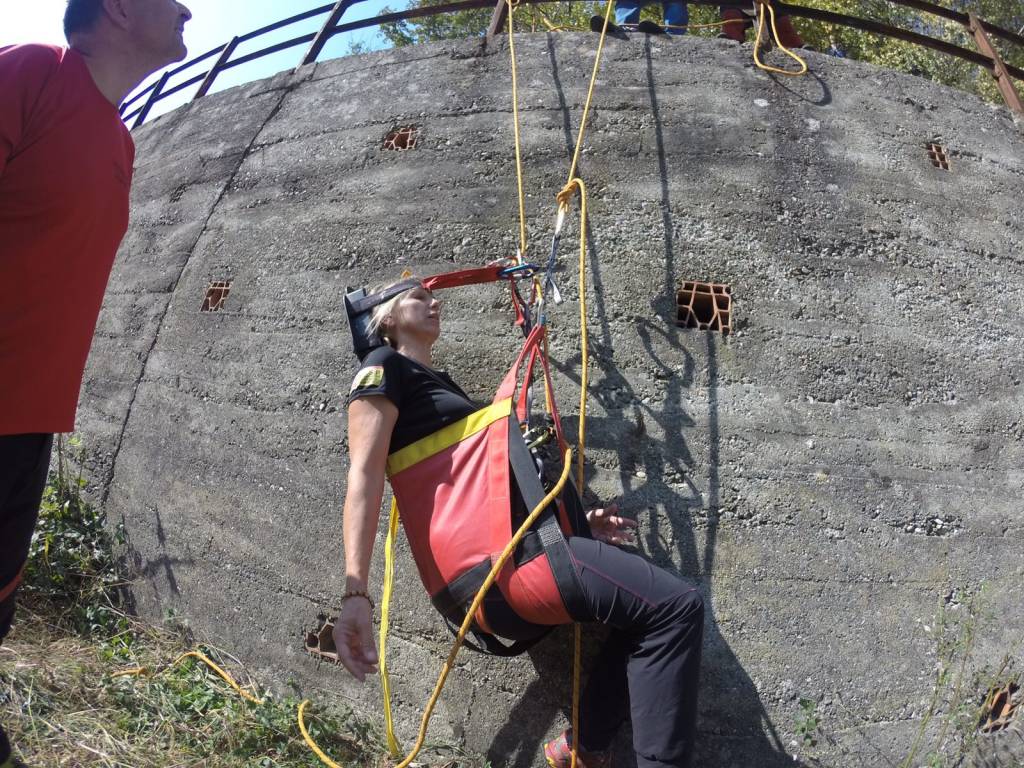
[
  {"x1": 299, "y1": 699, "x2": 344, "y2": 768},
  {"x1": 537, "y1": 17, "x2": 735, "y2": 33},
  {"x1": 753, "y1": 0, "x2": 808, "y2": 76},
  {"x1": 662, "y1": 20, "x2": 735, "y2": 32},
  {"x1": 566, "y1": 0, "x2": 615, "y2": 184},
  {"x1": 507, "y1": 0, "x2": 529, "y2": 260},
  {"x1": 357, "y1": 7, "x2": 611, "y2": 768},
  {"x1": 392, "y1": 448, "x2": 577, "y2": 768},
  {"x1": 379, "y1": 498, "x2": 403, "y2": 758},
  {"x1": 553, "y1": 172, "x2": 592, "y2": 768},
  {"x1": 552, "y1": 0, "x2": 613, "y2": 758},
  {"x1": 113, "y1": 649, "x2": 262, "y2": 705}
]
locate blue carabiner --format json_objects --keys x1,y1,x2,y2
[{"x1": 499, "y1": 263, "x2": 540, "y2": 279}]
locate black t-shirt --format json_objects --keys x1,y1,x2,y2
[{"x1": 347, "y1": 345, "x2": 479, "y2": 453}]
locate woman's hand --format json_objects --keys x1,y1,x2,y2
[
  {"x1": 333, "y1": 596, "x2": 379, "y2": 682},
  {"x1": 586, "y1": 503, "x2": 637, "y2": 546}
]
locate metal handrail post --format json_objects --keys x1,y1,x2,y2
[
  {"x1": 132, "y1": 70, "x2": 170, "y2": 129},
  {"x1": 299, "y1": 0, "x2": 356, "y2": 67},
  {"x1": 486, "y1": 0, "x2": 509, "y2": 39},
  {"x1": 194, "y1": 37, "x2": 240, "y2": 100},
  {"x1": 967, "y1": 12, "x2": 1024, "y2": 116}
]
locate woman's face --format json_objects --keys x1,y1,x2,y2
[{"x1": 387, "y1": 285, "x2": 441, "y2": 345}]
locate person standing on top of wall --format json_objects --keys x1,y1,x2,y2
[
  {"x1": 0, "y1": 1, "x2": 192, "y2": 765},
  {"x1": 596, "y1": 0, "x2": 690, "y2": 35},
  {"x1": 719, "y1": 3, "x2": 804, "y2": 48}
]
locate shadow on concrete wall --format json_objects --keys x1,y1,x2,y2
[
  {"x1": 483, "y1": 37, "x2": 803, "y2": 768},
  {"x1": 124, "y1": 503, "x2": 189, "y2": 606}
]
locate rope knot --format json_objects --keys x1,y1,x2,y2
[{"x1": 556, "y1": 179, "x2": 580, "y2": 211}]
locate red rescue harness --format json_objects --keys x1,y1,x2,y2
[{"x1": 381, "y1": 294, "x2": 589, "y2": 654}]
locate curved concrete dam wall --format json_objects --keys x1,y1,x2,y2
[{"x1": 78, "y1": 32, "x2": 1023, "y2": 767}]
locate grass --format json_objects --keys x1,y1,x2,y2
[
  {"x1": 1, "y1": 437, "x2": 460, "y2": 768},
  {"x1": 1, "y1": 608, "x2": 381, "y2": 767}
]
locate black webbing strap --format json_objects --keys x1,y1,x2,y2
[
  {"x1": 430, "y1": 560, "x2": 492, "y2": 618},
  {"x1": 346, "y1": 278, "x2": 421, "y2": 315},
  {"x1": 507, "y1": 424, "x2": 590, "y2": 622},
  {"x1": 431, "y1": 560, "x2": 551, "y2": 657},
  {"x1": 427, "y1": 420, "x2": 592, "y2": 656}
]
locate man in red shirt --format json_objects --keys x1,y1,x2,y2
[{"x1": 0, "y1": 1, "x2": 191, "y2": 764}]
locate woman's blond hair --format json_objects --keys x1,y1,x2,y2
[{"x1": 367, "y1": 276, "x2": 421, "y2": 348}]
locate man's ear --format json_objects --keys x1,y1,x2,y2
[{"x1": 102, "y1": 0, "x2": 132, "y2": 30}]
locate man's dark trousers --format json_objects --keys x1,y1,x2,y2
[{"x1": 0, "y1": 433, "x2": 54, "y2": 763}]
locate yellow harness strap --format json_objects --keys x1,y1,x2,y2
[{"x1": 385, "y1": 398, "x2": 513, "y2": 477}]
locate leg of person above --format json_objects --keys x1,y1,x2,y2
[
  {"x1": 0, "y1": 433, "x2": 56, "y2": 768},
  {"x1": 614, "y1": 0, "x2": 644, "y2": 27},
  {"x1": 718, "y1": 5, "x2": 750, "y2": 42},
  {"x1": 544, "y1": 537, "x2": 705, "y2": 768},
  {"x1": 769, "y1": 13, "x2": 804, "y2": 48},
  {"x1": 662, "y1": 1, "x2": 689, "y2": 35}
]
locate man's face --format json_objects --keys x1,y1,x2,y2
[{"x1": 126, "y1": 0, "x2": 192, "y2": 66}]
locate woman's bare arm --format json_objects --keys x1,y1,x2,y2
[{"x1": 335, "y1": 395, "x2": 398, "y2": 680}]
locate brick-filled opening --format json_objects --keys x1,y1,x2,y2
[
  {"x1": 978, "y1": 681, "x2": 1019, "y2": 733},
  {"x1": 201, "y1": 280, "x2": 231, "y2": 312},
  {"x1": 926, "y1": 142, "x2": 950, "y2": 170},
  {"x1": 382, "y1": 126, "x2": 419, "y2": 151},
  {"x1": 676, "y1": 281, "x2": 732, "y2": 335},
  {"x1": 305, "y1": 615, "x2": 340, "y2": 663}
]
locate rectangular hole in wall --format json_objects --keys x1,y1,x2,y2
[
  {"x1": 382, "y1": 125, "x2": 419, "y2": 151},
  {"x1": 676, "y1": 281, "x2": 732, "y2": 335},
  {"x1": 926, "y1": 142, "x2": 950, "y2": 170},
  {"x1": 978, "y1": 681, "x2": 1019, "y2": 733},
  {"x1": 201, "y1": 280, "x2": 231, "y2": 312}
]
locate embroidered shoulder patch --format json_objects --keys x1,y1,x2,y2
[{"x1": 350, "y1": 365, "x2": 385, "y2": 392}]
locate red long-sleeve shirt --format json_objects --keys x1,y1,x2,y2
[{"x1": 0, "y1": 44, "x2": 135, "y2": 436}]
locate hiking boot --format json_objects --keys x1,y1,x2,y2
[
  {"x1": 544, "y1": 729, "x2": 611, "y2": 768},
  {"x1": 590, "y1": 15, "x2": 630, "y2": 39},
  {"x1": 636, "y1": 20, "x2": 666, "y2": 35}
]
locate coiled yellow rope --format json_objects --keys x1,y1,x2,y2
[{"x1": 753, "y1": 0, "x2": 808, "y2": 76}]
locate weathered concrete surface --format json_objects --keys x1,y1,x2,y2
[{"x1": 78, "y1": 32, "x2": 1024, "y2": 767}]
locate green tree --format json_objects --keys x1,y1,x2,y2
[
  {"x1": 791, "y1": 0, "x2": 1024, "y2": 105},
  {"x1": 375, "y1": 0, "x2": 1023, "y2": 106},
  {"x1": 378, "y1": 0, "x2": 608, "y2": 47}
]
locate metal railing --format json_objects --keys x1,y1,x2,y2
[{"x1": 120, "y1": 0, "x2": 1024, "y2": 126}]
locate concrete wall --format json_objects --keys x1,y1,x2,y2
[{"x1": 79, "y1": 32, "x2": 1024, "y2": 767}]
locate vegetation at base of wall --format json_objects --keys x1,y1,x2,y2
[
  {"x1": 792, "y1": 588, "x2": 1022, "y2": 768},
  {"x1": 361, "y1": 0, "x2": 1023, "y2": 107},
  {"x1": 896, "y1": 589, "x2": 1021, "y2": 768},
  {"x1": 1, "y1": 610, "x2": 384, "y2": 768},
  {"x1": 2, "y1": 438, "x2": 473, "y2": 768},
  {"x1": 20, "y1": 434, "x2": 128, "y2": 638}
]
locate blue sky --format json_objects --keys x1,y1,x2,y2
[{"x1": 3, "y1": 1, "x2": 395, "y2": 121}]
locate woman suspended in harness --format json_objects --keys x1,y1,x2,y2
[{"x1": 334, "y1": 273, "x2": 705, "y2": 768}]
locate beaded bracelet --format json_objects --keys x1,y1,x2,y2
[{"x1": 341, "y1": 589, "x2": 375, "y2": 612}]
